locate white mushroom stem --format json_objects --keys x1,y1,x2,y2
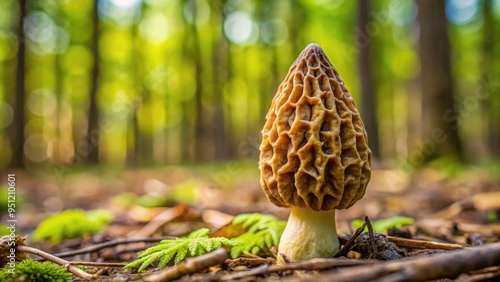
[{"x1": 277, "y1": 207, "x2": 339, "y2": 263}]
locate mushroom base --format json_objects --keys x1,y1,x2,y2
[{"x1": 277, "y1": 207, "x2": 338, "y2": 263}]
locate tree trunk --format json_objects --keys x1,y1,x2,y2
[
  {"x1": 84, "y1": 0, "x2": 100, "y2": 164},
  {"x1": 8, "y1": 0, "x2": 26, "y2": 168},
  {"x1": 481, "y1": 0, "x2": 499, "y2": 159},
  {"x1": 357, "y1": 0, "x2": 380, "y2": 160},
  {"x1": 211, "y1": 0, "x2": 229, "y2": 161},
  {"x1": 416, "y1": 0, "x2": 463, "y2": 162}
]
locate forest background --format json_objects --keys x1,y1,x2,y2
[{"x1": 0, "y1": 0, "x2": 499, "y2": 180}]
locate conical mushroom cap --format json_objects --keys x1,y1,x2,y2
[{"x1": 259, "y1": 43, "x2": 372, "y2": 211}]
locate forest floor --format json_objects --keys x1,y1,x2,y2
[{"x1": 3, "y1": 160, "x2": 500, "y2": 281}]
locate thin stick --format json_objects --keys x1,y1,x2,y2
[
  {"x1": 17, "y1": 245, "x2": 94, "y2": 279},
  {"x1": 68, "y1": 261, "x2": 127, "y2": 267},
  {"x1": 385, "y1": 235, "x2": 463, "y2": 250},
  {"x1": 220, "y1": 257, "x2": 378, "y2": 280},
  {"x1": 339, "y1": 234, "x2": 463, "y2": 251},
  {"x1": 144, "y1": 248, "x2": 228, "y2": 282},
  {"x1": 336, "y1": 221, "x2": 366, "y2": 257},
  {"x1": 364, "y1": 216, "x2": 378, "y2": 257},
  {"x1": 51, "y1": 236, "x2": 175, "y2": 258},
  {"x1": 314, "y1": 242, "x2": 500, "y2": 282}
]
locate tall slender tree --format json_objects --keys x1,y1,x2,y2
[
  {"x1": 211, "y1": 0, "x2": 229, "y2": 160},
  {"x1": 8, "y1": 0, "x2": 26, "y2": 168},
  {"x1": 481, "y1": 0, "x2": 499, "y2": 159},
  {"x1": 416, "y1": 0, "x2": 463, "y2": 162},
  {"x1": 357, "y1": 0, "x2": 380, "y2": 160},
  {"x1": 84, "y1": 0, "x2": 100, "y2": 164}
]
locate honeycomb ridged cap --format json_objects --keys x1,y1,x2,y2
[{"x1": 259, "y1": 43, "x2": 372, "y2": 211}]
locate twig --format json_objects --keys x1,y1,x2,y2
[
  {"x1": 385, "y1": 235, "x2": 463, "y2": 250},
  {"x1": 68, "y1": 261, "x2": 127, "y2": 267},
  {"x1": 51, "y1": 236, "x2": 174, "y2": 258},
  {"x1": 336, "y1": 221, "x2": 366, "y2": 257},
  {"x1": 364, "y1": 216, "x2": 378, "y2": 257},
  {"x1": 219, "y1": 257, "x2": 378, "y2": 280},
  {"x1": 17, "y1": 245, "x2": 94, "y2": 280},
  {"x1": 339, "y1": 234, "x2": 463, "y2": 251},
  {"x1": 221, "y1": 264, "x2": 270, "y2": 281},
  {"x1": 130, "y1": 207, "x2": 181, "y2": 239},
  {"x1": 429, "y1": 192, "x2": 500, "y2": 220},
  {"x1": 144, "y1": 248, "x2": 228, "y2": 282},
  {"x1": 313, "y1": 242, "x2": 500, "y2": 282}
]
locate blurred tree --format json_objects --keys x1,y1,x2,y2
[
  {"x1": 8, "y1": 0, "x2": 26, "y2": 168},
  {"x1": 357, "y1": 0, "x2": 380, "y2": 160},
  {"x1": 416, "y1": 0, "x2": 463, "y2": 162},
  {"x1": 129, "y1": 1, "x2": 152, "y2": 167},
  {"x1": 481, "y1": 0, "x2": 499, "y2": 159},
  {"x1": 84, "y1": 0, "x2": 101, "y2": 164},
  {"x1": 189, "y1": 0, "x2": 207, "y2": 161},
  {"x1": 211, "y1": 0, "x2": 229, "y2": 161}
]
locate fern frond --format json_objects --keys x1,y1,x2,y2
[
  {"x1": 125, "y1": 228, "x2": 237, "y2": 272},
  {"x1": 230, "y1": 213, "x2": 286, "y2": 258}
]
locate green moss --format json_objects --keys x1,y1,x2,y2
[
  {"x1": 32, "y1": 209, "x2": 113, "y2": 244},
  {"x1": 0, "y1": 260, "x2": 73, "y2": 282}
]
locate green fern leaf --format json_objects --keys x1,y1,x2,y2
[
  {"x1": 125, "y1": 228, "x2": 237, "y2": 272},
  {"x1": 173, "y1": 247, "x2": 188, "y2": 265},
  {"x1": 230, "y1": 213, "x2": 286, "y2": 259},
  {"x1": 188, "y1": 240, "x2": 198, "y2": 256}
]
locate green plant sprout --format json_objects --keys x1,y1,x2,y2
[
  {"x1": 125, "y1": 213, "x2": 287, "y2": 272},
  {"x1": 230, "y1": 213, "x2": 286, "y2": 258},
  {"x1": 351, "y1": 216, "x2": 415, "y2": 233},
  {"x1": 125, "y1": 228, "x2": 237, "y2": 272},
  {"x1": 0, "y1": 260, "x2": 73, "y2": 282},
  {"x1": 32, "y1": 209, "x2": 113, "y2": 244}
]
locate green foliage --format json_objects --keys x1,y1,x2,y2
[
  {"x1": 125, "y1": 228, "x2": 237, "y2": 272},
  {"x1": 230, "y1": 213, "x2": 286, "y2": 259},
  {"x1": 32, "y1": 209, "x2": 113, "y2": 244},
  {"x1": 125, "y1": 213, "x2": 287, "y2": 272},
  {"x1": 352, "y1": 216, "x2": 415, "y2": 233},
  {"x1": 0, "y1": 260, "x2": 73, "y2": 282}
]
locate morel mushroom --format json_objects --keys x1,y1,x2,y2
[{"x1": 259, "y1": 43, "x2": 371, "y2": 262}]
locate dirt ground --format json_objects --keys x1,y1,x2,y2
[{"x1": 4, "y1": 162, "x2": 500, "y2": 281}]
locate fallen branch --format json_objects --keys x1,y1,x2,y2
[
  {"x1": 144, "y1": 248, "x2": 228, "y2": 282},
  {"x1": 339, "y1": 234, "x2": 463, "y2": 251},
  {"x1": 17, "y1": 245, "x2": 94, "y2": 280},
  {"x1": 314, "y1": 242, "x2": 500, "y2": 282},
  {"x1": 385, "y1": 235, "x2": 463, "y2": 250},
  {"x1": 52, "y1": 236, "x2": 174, "y2": 258},
  {"x1": 219, "y1": 257, "x2": 378, "y2": 280}
]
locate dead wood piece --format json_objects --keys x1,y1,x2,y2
[
  {"x1": 68, "y1": 261, "x2": 127, "y2": 267},
  {"x1": 130, "y1": 207, "x2": 181, "y2": 239},
  {"x1": 221, "y1": 264, "x2": 270, "y2": 281},
  {"x1": 227, "y1": 257, "x2": 275, "y2": 269},
  {"x1": 312, "y1": 242, "x2": 500, "y2": 282},
  {"x1": 417, "y1": 218, "x2": 500, "y2": 240},
  {"x1": 430, "y1": 192, "x2": 500, "y2": 220},
  {"x1": 455, "y1": 266, "x2": 500, "y2": 282},
  {"x1": 52, "y1": 236, "x2": 174, "y2": 258},
  {"x1": 17, "y1": 245, "x2": 94, "y2": 279},
  {"x1": 218, "y1": 258, "x2": 377, "y2": 281},
  {"x1": 336, "y1": 221, "x2": 367, "y2": 257},
  {"x1": 143, "y1": 248, "x2": 228, "y2": 282},
  {"x1": 385, "y1": 235, "x2": 463, "y2": 250}
]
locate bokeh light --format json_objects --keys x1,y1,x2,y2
[
  {"x1": 446, "y1": 0, "x2": 479, "y2": 25},
  {"x1": 24, "y1": 133, "x2": 52, "y2": 162},
  {"x1": 139, "y1": 13, "x2": 170, "y2": 44},
  {"x1": 0, "y1": 102, "x2": 14, "y2": 129},
  {"x1": 183, "y1": 0, "x2": 211, "y2": 26},
  {"x1": 224, "y1": 11, "x2": 258, "y2": 45},
  {"x1": 27, "y1": 89, "x2": 57, "y2": 117}
]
